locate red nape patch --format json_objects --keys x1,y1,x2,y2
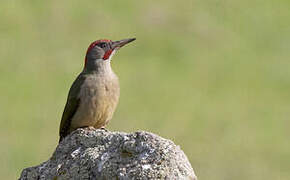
[
  {"x1": 103, "y1": 49, "x2": 113, "y2": 60},
  {"x1": 84, "y1": 39, "x2": 112, "y2": 66}
]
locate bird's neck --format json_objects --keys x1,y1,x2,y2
[{"x1": 84, "y1": 59, "x2": 113, "y2": 74}]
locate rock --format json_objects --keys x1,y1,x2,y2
[{"x1": 19, "y1": 129, "x2": 197, "y2": 180}]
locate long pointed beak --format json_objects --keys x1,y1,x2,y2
[{"x1": 111, "y1": 38, "x2": 136, "y2": 49}]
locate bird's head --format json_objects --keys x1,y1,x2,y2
[{"x1": 84, "y1": 38, "x2": 136, "y2": 68}]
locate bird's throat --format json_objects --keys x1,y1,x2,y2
[{"x1": 84, "y1": 58, "x2": 113, "y2": 75}]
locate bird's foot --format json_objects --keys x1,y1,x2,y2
[
  {"x1": 88, "y1": 126, "x2": 96, "y2": 130},
  {"x1": 81, "y1": 126, "x2": 96, "y2": 131}
]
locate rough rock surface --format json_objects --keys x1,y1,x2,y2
[{"x1": 19, "y1": 129, "x2": 197, "y2": 180}]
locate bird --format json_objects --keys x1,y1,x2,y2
[{"x1": 59, "y1": 38, "x2": 136, "y2": 142}]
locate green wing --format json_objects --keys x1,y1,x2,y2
[{"x1": 59, "y1": 73, "x2": 86, "y2": 142}]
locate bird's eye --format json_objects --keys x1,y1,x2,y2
[{"x1": 99, "y1": 43, "x2": 106, "y2": 48}]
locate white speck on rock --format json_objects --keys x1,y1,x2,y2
[
  {"x1": 123, "y1": 135, "x2": 130, "y2": 141},
  {"x1": 142, "y1": 164, "x2": 151, "y2": 170},
  {"x1": 57, "y1": 164, "x2": 62, "y2": 171},
  {"x1": 71, "y1": 147, "x2": 81, "y2": 158}
]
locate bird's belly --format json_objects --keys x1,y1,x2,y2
[{"x1": 70, "y1": 81, "x2": 119, "y2": 131}]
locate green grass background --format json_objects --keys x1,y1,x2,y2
[{"x1": 1, "y1": 0, "x2": 289, "y2": 179}]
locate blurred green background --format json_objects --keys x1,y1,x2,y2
[{"x1": 1, "y1": 0, "x2": 289, "y2": 179}]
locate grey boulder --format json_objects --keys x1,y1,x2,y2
[{"x1": 19, "y1": 129, "x2": 197, "y2": 180}]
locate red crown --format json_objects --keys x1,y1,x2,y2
[{"x1": 86, "y1": 39, "x2": 112, "y2": 54}]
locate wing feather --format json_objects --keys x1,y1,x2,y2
[{"x1": 59, "y1": 74, "x2": 86, "y2": 142}]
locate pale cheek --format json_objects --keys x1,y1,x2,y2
[{"x1": 108, "y1": 50, "x2": 116, "y2": 61}]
